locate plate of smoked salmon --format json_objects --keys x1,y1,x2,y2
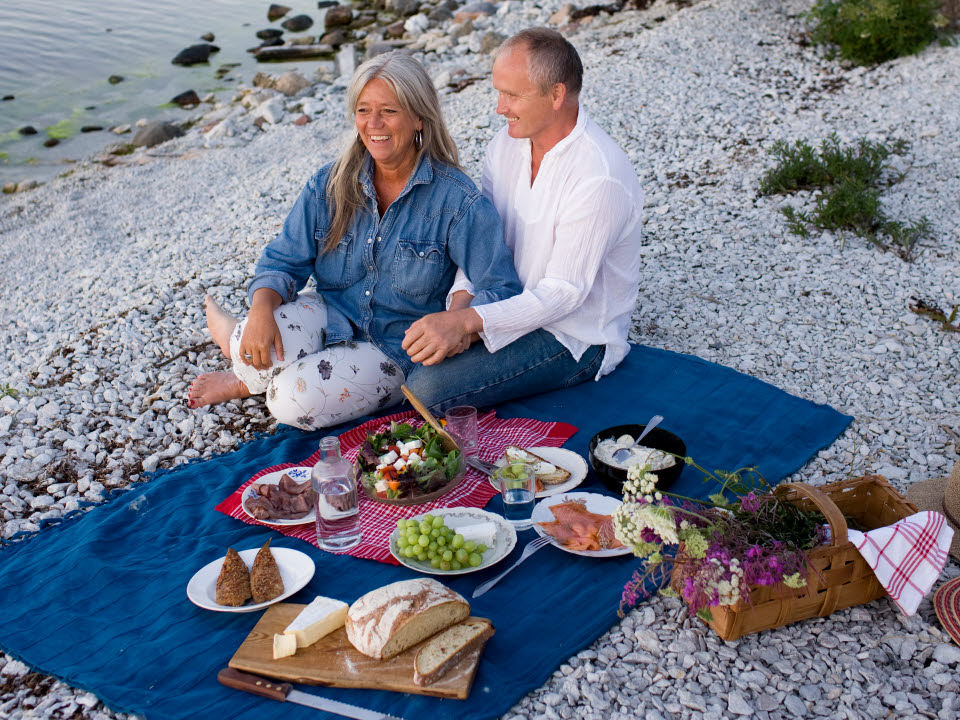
[{"x1": 531, "y1": 492, "x2": 630, "y2": 557}]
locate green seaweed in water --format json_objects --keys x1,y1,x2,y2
[{"x1": 45, "y1": 118, "x2": 79, "y2": 140}]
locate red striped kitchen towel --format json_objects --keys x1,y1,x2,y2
[
  {"x1": 215, "y1": 409, "x2": 577, "y2": 563},
  {"x1": 848, "y1": 511, "x2": 954, "y2": 616}
]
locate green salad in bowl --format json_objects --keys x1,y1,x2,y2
[{"x1": 356, "y1": 421, "x2": 464, "y2": 504}]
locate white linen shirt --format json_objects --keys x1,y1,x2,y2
[{"x1": 449, "y1": 108, "x2": 644, "y2": 380}]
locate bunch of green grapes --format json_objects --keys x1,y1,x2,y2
[{"x1": 395, "y1": 515, "x2": 488, "y2": 570}]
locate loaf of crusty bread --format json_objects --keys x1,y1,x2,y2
[
  {"x1": 345, "y1": 579, "x2": 470, "y2": 660},
  {"x1": 413, "y1": 619, "x2": 495, "y2": 686},
  {"x1": 504, "y1": 446, "x2": 571, "y2": 486}
]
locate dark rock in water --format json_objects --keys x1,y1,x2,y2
[
  {"x1": 131, "y1": 121, "x2": 184, "y2": 148},
  {"x1": 317, "y1": 1, "x2": 338, "y2": 7},
  {"x1": 81, "y1": 125, "x2": 104, "y2": 133},
  {"x1": 19, "y1": 126, "x2": 38, "y2": 135},
  {"x1": 108, "y1": 75, "x2": 124, "y2": 84},
  {"x1": 319, "y1": 28, "x2": 348, "y2": 46},
  {"x1": 440, "y1": 0, "x2": 460, "y2": 10},
  {"x1": 324, "y1": 5, "x2": 352, "y2": 28},
  {"x1": 256, "y1": 28, "x2": 284, "y2": 40},
  {"x1": 2, "y1": 95, "x2": 14, "y2": 101},
  {"x1": 268, "y1": 4, "x2": 291, "y2": 21},
  {"x1": 201, "y1": 32, "x2": 215, "y2": 42},
  {"x1": 254, "y1": 44, "x2": 334, "y2": 61},
  {"x1": 171, "y1": 43, "x2": 220, "y2": 66},
  {"x1": 428, "y1": 6, "x2": 453, "y2": 22},
  {"x1": 85, "y1": 105, "x2": 96, "y2": 110},
  {"x1": 281, "y1": 14, "x2": 314, "y2": 31},
  {"x1": 256, "y1": 37, "x2": 285, "y2": 49},
  {"x1": 171, "y1": 90, "x2": 201, "y2": 107},
  {"x1": 43, "y1": 138, "x2": 60, "y2": 148}
]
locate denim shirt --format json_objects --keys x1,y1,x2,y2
[{"x1": 248, "y1": 153, "x2": 522, "y2": 376}]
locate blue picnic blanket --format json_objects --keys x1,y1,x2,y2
[{"x1": 0, "y1": 346, "x2": 851, "y2": 720}]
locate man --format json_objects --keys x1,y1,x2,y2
[{"x1": 402, "y1": 28, "x2": 644, "y2": 411}]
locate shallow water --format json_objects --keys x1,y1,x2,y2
[{"x1": 0, "y1": 0, "x2": 333, "y2": 186}]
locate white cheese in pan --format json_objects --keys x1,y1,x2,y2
[{"x1": 283, "y1": 596, "x2": 349, "y2": 648}]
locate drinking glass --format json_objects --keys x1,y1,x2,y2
[
  {"x1": 444, "y1": 405, "x2": 479, "y2": 457},
  {"x1": 495, "y1": 462, "x2": 536, "y2": 530}
]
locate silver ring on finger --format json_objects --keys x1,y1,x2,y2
[{"x1": 243, "y1": 353, "x2": 253, "y2": 360}]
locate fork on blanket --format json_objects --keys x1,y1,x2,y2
[{"x1": 472, "y1": 535, "x2": 554, "y2": 598}]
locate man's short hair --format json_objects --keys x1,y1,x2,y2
[{"x1": 499, "y1": 28, "x2": 583, "y2": 98}]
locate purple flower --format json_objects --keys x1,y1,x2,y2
[{"x1": 740, "y1": 491, "x2": 761, "y2": 513}]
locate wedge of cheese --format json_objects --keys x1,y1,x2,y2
[
  {"x1": 456, "y1": 521, "x2": 497, "y2": 549},
  {"x1": 283, "y1": 596, "x2": 349, "y2": 649},
  {"x1": 273, "y1": 633, "x2": 297, "y2": 659}
]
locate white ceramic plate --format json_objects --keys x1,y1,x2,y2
[
  {"x1": 389, "y1": 507, "x2": 517, "y2": 576},
  {"x1": 531, "y1": 491, "x2": 632, "y2": 558},
  {"x1": 186, "y1": 547, "x2": 316, "y2": 613},
  {"x1": 486, "y1": 447, "x2": 588, "y2": 498},
  {"x1": 241, "y1": 467, "x2": 315, "y2": 527}
]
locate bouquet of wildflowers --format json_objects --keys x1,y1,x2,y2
[{"x1": 613, "y1": 458, "x2": 828, "y2": 620}]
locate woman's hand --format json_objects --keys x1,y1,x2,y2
[
  {"x1": 239, "y1": 289, "x2": 285, "y2": 371},
  {"x1": 403, "y1": 308, "x2": 482, "y2": 366}
]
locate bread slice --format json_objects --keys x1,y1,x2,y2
[
  {"x1": 413, "y1": 620, "x2": 495, "y2": 686},
  {"x1": 503, "y1": 446, "x2": 571, "y2": 486}
]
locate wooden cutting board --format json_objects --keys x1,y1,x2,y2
[{"x1": 229, "y1": 603, "x2": 493, "y2": 699}]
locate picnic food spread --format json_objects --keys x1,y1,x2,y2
[
  {"x1": 503, "y1": 445, "x2": 571, "y2": 491},
  {"x1": 243, "y1": 473, "x2": 317, "y2": 520},
  {"x1": 345, "y1": 578, "x2": 471, "y2": 660},
  {"x1": 538, "y1": 499, "x2": 623, "y2": 552},
  {"x1": 594, "y1": 434, "x2": 677, "y2": 471},
  {"x1": 357, "y1": 421, "x2": 461, "y2": 501}
]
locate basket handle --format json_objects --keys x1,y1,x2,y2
[{"x1": 778, "y1": 482, "x2": 848, "y2": 546}]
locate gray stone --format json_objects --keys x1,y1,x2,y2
[
  {"x1": 131, "y1": 122, "x2": 184, "y2": 148},
  {"x1": 727, "y1": 691, "x2": 754, "y2": 716}
]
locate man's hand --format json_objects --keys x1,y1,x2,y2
[
  {"x1": 239, "y1": 289, "x2": 285, "y2": 371},
  {"x1": 403, "y1": 308, "x2": 482, "y2": 366}
]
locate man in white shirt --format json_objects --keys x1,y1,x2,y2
[{"x1": 403, "y1": 28, "x2": 644, "y2": 411}]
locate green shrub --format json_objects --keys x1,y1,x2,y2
[
  {"x1": 759, "y1": 134, "x2": 931, "y2": 261},
  {"x1": 808, "y1": 0, "x2": 947, "y2": 65}
]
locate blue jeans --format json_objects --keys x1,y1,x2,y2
[{"x1": 404, "y1": 329, "x2": 605, "y2": 414}]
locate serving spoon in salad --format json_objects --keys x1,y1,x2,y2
[
  {"x1": 400, "y1": 384, "x2": 461, "y2": 450},
  {"x1": 611, "y1": 414, "x2": 665, "y2": 465}
]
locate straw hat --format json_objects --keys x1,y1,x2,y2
[
  {"x1": 934, "y1": 576, "x2": 960, "y2": 647},
  {"x1": 906, "y1": 460, "x2": 960, "y2": 561}
]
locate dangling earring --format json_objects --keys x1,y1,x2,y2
[{"x1": 415, "y1": 129, "x2": 423, "y2": 150}]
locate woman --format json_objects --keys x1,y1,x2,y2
[{"x1": 187, "y1": 52, "x2": 520, "y2": 429}]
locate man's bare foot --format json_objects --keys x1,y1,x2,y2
[
  {"x1": 188, "y1": 372, "x2": 252, "y2": 408},
  {"x1": 205, "y1": 294, "x2": 238, "y2": 358}
]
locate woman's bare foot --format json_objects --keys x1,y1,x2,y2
[
  {"x1": 205, "y1": 294, "x2": 238, "y2": 358},
  {"x1": 188, "y1": 372, "x2": 252, "y2": 408}
]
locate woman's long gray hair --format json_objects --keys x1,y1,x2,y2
[{"x1": 324, "y1": 52, "x2": 460, "y2": 251}]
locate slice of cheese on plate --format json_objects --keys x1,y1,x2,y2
[
  {"x1": 283, "y1": 595, "x2": 349, "y2": 648},
  {"x1": 454, "y1": 521, "x2": 497, "y2": 549}
]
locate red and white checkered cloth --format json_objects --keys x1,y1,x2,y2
[
  {"x1": 847, "y1": 511, "x2": 954, "y2": 616},
  {"x1": 214, "y1": 409, "x2": 577, "y2": 564}
]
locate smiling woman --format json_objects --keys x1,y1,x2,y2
[{"x1": 187, "y1": 51, "x2": 522, "y2": 431}]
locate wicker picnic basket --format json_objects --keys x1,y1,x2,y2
[{"x1": 671, "y1": 474, "x2": 918, "y2": 641}]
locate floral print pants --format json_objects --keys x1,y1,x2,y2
[{"x1": 228, "y1": 291, "x2": 404, "y2": 430}]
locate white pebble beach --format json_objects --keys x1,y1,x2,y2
[{"x1": 1, "y1": 0, "x2": 959, "y2": 717}]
